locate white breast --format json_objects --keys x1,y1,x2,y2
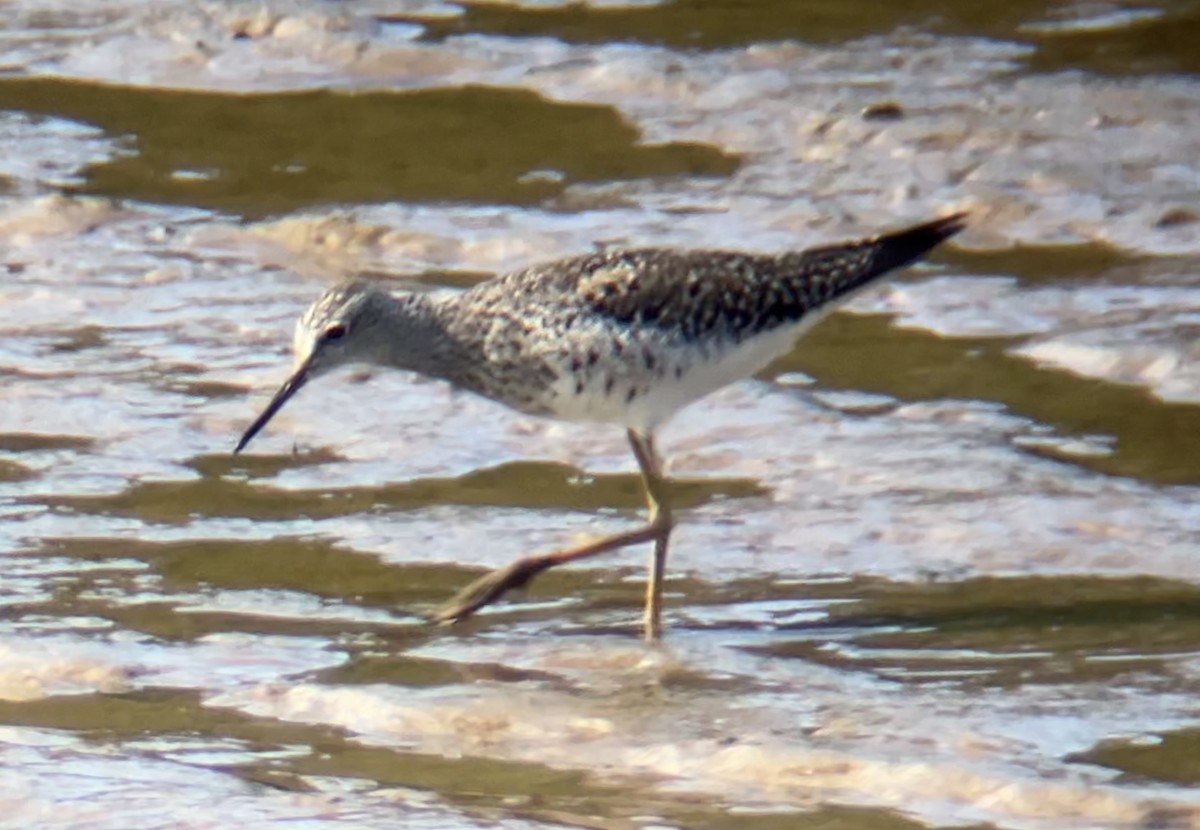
[{"x1": 541, "y1": 319, "x2": 816, "y2": 432}]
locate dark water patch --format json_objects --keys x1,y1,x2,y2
[
  {"x1": 228, "y1": 765, "x2": 318, "y2": 793},
  {"x1": 102, "y1": 604, "x2": 414, "y2": 642},
  {"x1": 28, "y1": 534, "x2": 672, "y2": 640},
  {"x1": 0, "y1": 682, "x2": 947, "y2": 829},
  {"x1": 14, "y1": 593, "x2": 415, "y2": 642},
  {"x1": 0, "y1": 458, "x2": 33, "y2": 482},
  {"x1": 942, "y1": 240, "x2": 1148, "y2": 287},
  {"x1": 687, "y1": 808, "x2": 971, "y2": 830},
  {"x1": 744, "y1": 575, "x2": 1200, "y2": 688},
  {"x1": 349, "y1": 267, "x2": 492, "y2": 292},
  {"x1": 404, "y1": 267, "x2": 494, "y2": 291},
  {"x1": 772, "y1": 312, "x2": 1200, "y2": 485},
  {"x1": 1073, "y1": 728, "x2": 1200, "y2": 786},
  {"x1": 313, "y1": 652, "x2": 565, "y2": 689},
  {"x1": 289, "y1": 745, "x2": 621, "y2": 824},
  {"x1": 284, "y1": 745, "x2": 621, "y2": 825},
  {"x1": 40, "y1": 535, "x2": 453, "y2": 608},
  {"x1": 389, "y1": 0, "x2": 1046, "y2": 50},
  {"x1": 194, "y1": 448, "x2": 345, "y2": 479},
  {"x1": 171, "y1": 378, "x2": 256, "y2": 400},
  {"x1": 12, "y1": 536, "x2": 445, "y2": 640},
  {"x1": 286, "y1": 743, "x2": 945, "y2": 830},
  {"x1": 0, "y1": 685, "x2": 341, "y2": 745},
  {"x1": 0, "y1": 686, "x2": 610, "y2": 826},
  {"x1": 0, "y1": 432, "x2": 93, "y2": 453},
  {"x1": 35, "y1": 459, "x2": 766, "y2": 523},
  {"x1": 47, "y1": 324, "x2": 107, "y2": 354},
  {"x1": 0, "y1": 78, "x2": 738, "y2": 218},
  {"x1": 393, "y1": 0, "x2": 1200, "y2": 78},
  {"x1": 1024, "y1": 2, "x2": 1200, "y2": 76}
]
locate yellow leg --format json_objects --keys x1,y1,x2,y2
[
  {"x1": 627, "y1": 430, "x2": 673, "y2": 641},
  {"x1": 430, "y1": 428, "x2": 675, "y2": 638}
]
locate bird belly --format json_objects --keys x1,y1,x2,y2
[{"x1": 540, "y1": 322, "x2": 810, "y2": 431}]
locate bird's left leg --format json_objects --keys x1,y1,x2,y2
[
  {"x1": 628, "y1": 429, "x2": 673, "y2": 641},
  {"x1": 430, "y1": 429, "x2": 674, "y2": 638}
]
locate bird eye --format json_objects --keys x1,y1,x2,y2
[{"x1": 323, "y1": 324, "x2": 347, "y2": 342}]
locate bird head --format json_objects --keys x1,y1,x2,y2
[{"x1": 235, "y1": 281, "x2": 386, "y2": 453}]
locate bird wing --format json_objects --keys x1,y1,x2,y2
[
  {"x1": 469, "y1": 213, "x2": 967, "y2": 351},
  {"x1": 490, "y1": 213, "x2": 964, "y2": 343}
]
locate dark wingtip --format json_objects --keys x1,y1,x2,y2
[
  {"x1": 873, "y1": 210, "x2": 969, "y2": 272},
  {"x1": 921, "y1": 210, "x2": 970, "y2": 243}
]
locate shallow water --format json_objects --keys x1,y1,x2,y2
[{"x1": 3, "y1": 1, "x2": 1200, "y2": 828}]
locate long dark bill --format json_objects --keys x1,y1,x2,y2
[{"x1": 234, "y1": 358, "x2": 312, "y2": 453}]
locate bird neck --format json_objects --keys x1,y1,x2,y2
[{"x1": 374, "y1": 291, "x2": 472, "y2": 385}]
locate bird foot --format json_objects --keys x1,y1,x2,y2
[{"x1": 428, "y1": 556, "x2": 548, "y2": 624}]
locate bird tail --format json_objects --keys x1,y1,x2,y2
[
  {"x1": 777, "y1": 211, "x2": 968, "y2": 307},
  {"x1": 860, "y1": 211, "x2": 968, "y2": 275}
]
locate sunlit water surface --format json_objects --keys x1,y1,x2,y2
[{"x1": 3, "y1": 1, "x2": 1200, "y2": 828}]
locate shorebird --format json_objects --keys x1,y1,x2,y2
[{"x1": 236, "y1": 212, "x2": 966, "y2": 639}]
